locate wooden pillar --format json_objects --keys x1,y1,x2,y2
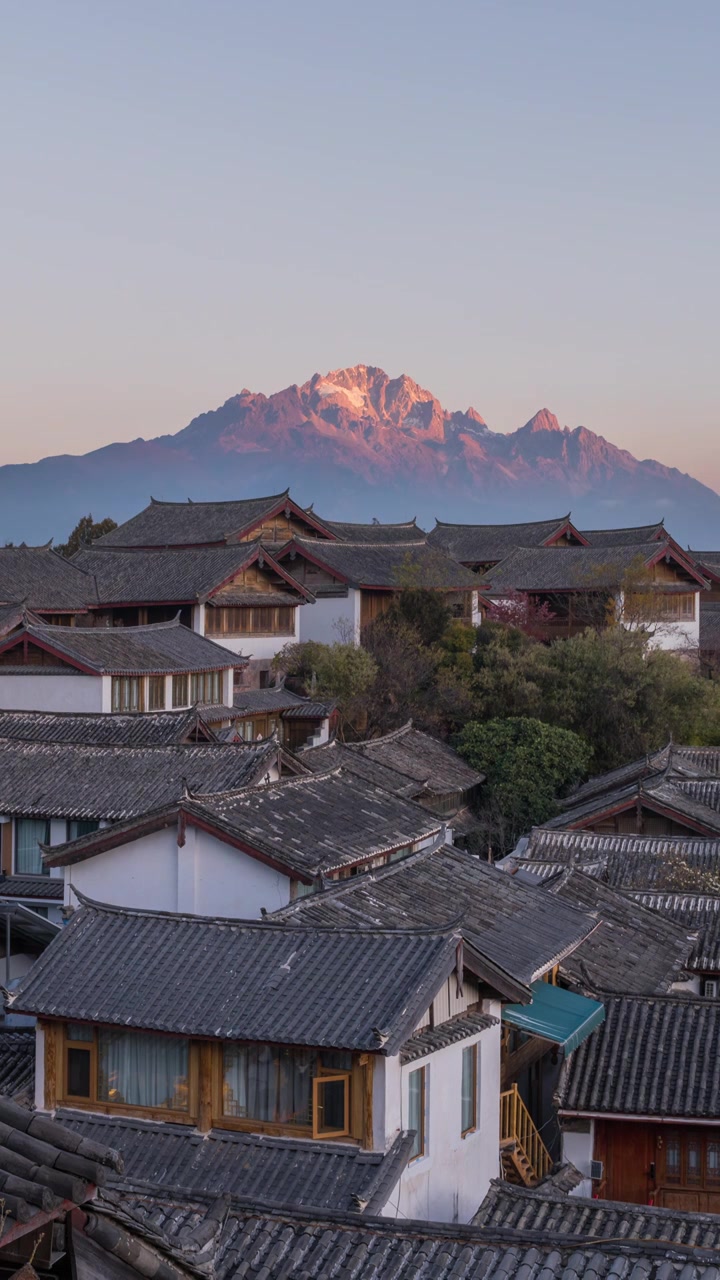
[
  {"x1": 0, "y1": 821, "x2": 12, "y2": 875},
  {"x1": 43, "y1": 1021, "x2": 58, "y2": 1110},
  {"x1": 198, "y1": 1042, "x2": 213, "y2": 1133},
  {"x1": 363, "y1": 1055, "x2": 374, "y2": 1150}
]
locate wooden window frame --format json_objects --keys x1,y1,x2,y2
[
  {"x1": 190, "y1": 671, "x2": 221, "y2": 704},
  {"x1": 57, "y1": 1023, "x2": 196, "y2": 1124},
  {"x1": 311, "y1": 1072, "x2": 351, "y2": 1140},
  {"x1": 111, "y1": 675, "x2": 145, "y2": 714},
  {"x1": 148, "y1": 675, "x2": 166, "y2": 711},
  {"x1": 206, "y1": 606, "x2": 295, "y2": 638},
  {"x1": 408, "y1": 1065, "x2": 426, "y2": 1161},
  {"x1": 461, "y1": 1043, "x2": 478, "y2": 1138}
]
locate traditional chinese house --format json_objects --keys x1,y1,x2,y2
[{"x1": 557, "y1": 993, "x2": 720, "y2": 1212}]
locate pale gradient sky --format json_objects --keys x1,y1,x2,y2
[{"x1": 1, "y1": 1, "x2": 719, "y2": 487}]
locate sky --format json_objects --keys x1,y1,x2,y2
[{"x1": 1, "y1": 1, "x2": 719, "y2": 487}]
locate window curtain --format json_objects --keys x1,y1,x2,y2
[
  {"x1": 223, "y1": 1043, "x2": 314, "y2": 1124},
  {"x1": 98, "y1": 1029, "x2": 188, "y2": 1109},
  {"x1": 15, "y1": 819, "x2": 50, "y2": 875}
]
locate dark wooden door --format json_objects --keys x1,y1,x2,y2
[{"x1": 596, "y1": 1120, "x2": 655, "y2": 1204}]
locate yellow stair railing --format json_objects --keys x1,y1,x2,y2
[{"x1": 500, "y1": 1083, "x2": 552, "y2": 1184}]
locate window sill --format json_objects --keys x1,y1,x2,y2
[
  {"x1": 57, "y1": 1097, "x2": 194, "y2": 1125},
  {"x1": 461, "y1": 1127, "x2": 477, "y2": 1140}
]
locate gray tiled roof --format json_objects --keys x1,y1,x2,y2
[
  {"x1": 0, "y1": 1030, "x2": 35, "y2": 1103},
  {"x1": 676, "y1": 746, "x2": 720, "y2": 775},
  {"x1": 474, "y1": 1179, "x2": 720, "y2": 1247},
  {"x1": 427, "y1": 515, "x2": 577, "y2": 563},
  {"x1": 0, "y1": 736, "x2": 274, "y2": 821},
  {"x1": 400, "y1": 1011, "x2": 498, "y2": 1064},
  {"x1": 524, "y1": 827, "x2": 720, "y2": 867},
  {"x1": 0, "y1": 545, "x2": 96, "y2": 611},
  {"x1": 92, "y1": 1188, "x2": 720, "y2": 1280},
  {"x1": 233, "y1": 685, "x2": 333, "y2": 718},
  {"x1": 321, "y1": 519, "x2": 426, "y2": 543},
  {"x1": 11, "y1": 899, "x2": 460, "y2": 1055},
  {"x1": 484, "y1": 542, "x2": 702, "y2": 593},
  {"x1": 0, "y1": 1094, "x2": 122, "y2": 1237},
  {"x1": 558, "y1": 993, "x2": 720, "y2": 1117},
  {"x1": 343, "y1": 722, "x2": 483, "y2": 795},
  {"x1": 626, "y1": 892, "x2": 720, "y2": 972},
  {"x1": 0, "y1": 602, "x2": 27, "y2": 637},
  {"x1": 580, "y1": 522, "x2": 667, "y2": 547},
  {"x1": 272, "y1": 844, "x2": 595, "y2": 999},
  {"x1": 74, "y1": 542, "x2": 305, "y2": 604},
  {"x1": 0, "y1": 874, "x2": 64, "y2": 900},
  {"x1": 2, "y1": 617, "x2": 245, "y2": 674},
  {"x1": 562, "y1": 745, "x2": 671, "y2": 808},
  {"x1": 181, "y1": 769, "x2": 444, "y2": 878},
  {"x1": 295, "y1": 739, "x2": 421, "y2": 798},
  {"x1": 281, "y1": 538, "x2": 478, "y2": 590},
  {"x1": 547, "y1": 776, "x2": 720, "y2": 836},
  {"x1": 0, "y1": 707, "x2": 216, "y2": 746},
  {"x1": 541, "y1": 869, "x2": 693, "y2": 995},
  {"x1": 97, "y1": 490, "x2": 324, "y2": 547},
  {"x1": 56, "y1": 1110, "x2": 413, "y2": 1215}
]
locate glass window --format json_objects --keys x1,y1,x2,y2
[
  {"x1": 461, "y1": 1044, "x2": 477, "y2": 1135},
  {"x1": 148, "y1": 676, "x2": 166, "y2": 710},
  {"x1": 665, "y1": 1136, "x2": 681, "y2": 1184},
  {"x1": 67, "y1": 1048, "x2": 91, "y2": 1098},
  {"x1": 190, "y1": 671, "x2": 221, "y2": 705},
  {"x1": 222, "y1": 1043, "x2": 315, "y2": 1125},
  {"x1": 111, "y1": 676, "x2": 144, "y2": 713},
  {"x1": 313, "y1": 1074, "x2": 350, "y2": 1138},
  {"x1": 97, "y1": 1028, "x2": 189, "y2": 1110},
  {"x1": 687, "y1": 1139, "x2": 702, "y2": 1185},
  {"x1": 172, "y1": 674, "x2": 188, "y2": 707},
  {"x1": 707, "y1": 1141, "x2": 720, "y2": 1186},
  {"x1": 408, "y1": 1066, "x2": 426, "y2": 1160},
  {"x1": 15, "y1": 818, "x2": 50, "y2": 875},
  {"x1": 66, "y1": 820, "x2": 100, "y2": 843}
]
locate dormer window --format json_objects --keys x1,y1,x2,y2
[{"x1": 221, "y1": 1042, "x2": 351, "y2": 1137}]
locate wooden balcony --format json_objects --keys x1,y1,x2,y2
[{"x1": 500, "y1": 1083, "x2": 552, "y2": 1187}]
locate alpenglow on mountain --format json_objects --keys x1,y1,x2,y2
[{"x1": 2, "y1": 365, "x2": 719, "y2": 546}]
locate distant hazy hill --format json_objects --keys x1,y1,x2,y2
[{"x1": 2, "y1": 365, "x2": 719, "y2": 547}]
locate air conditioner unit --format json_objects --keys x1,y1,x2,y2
[
  {"x1": 590, "y1": 1160, "x2": 604, "y2": 1182},
  {"x1": 704, "y1": 980, "x2": 718, "y2": 998}
]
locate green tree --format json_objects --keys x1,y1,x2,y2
[
  {"x1": 456, "y1": 716, "x2": 591, "y2": 853},
  {"x1": 386, "y1": 588, "x2": 451, "y2": 647},
  {"x1": 57, "y1": 513, "x2": 118, "y2": 558},
  {"x1": 273, "y1": 639, "x2": 378, "y2": 738},
  {"x1": 469, "y1": 625, "x2": 720, "y2": 772}
]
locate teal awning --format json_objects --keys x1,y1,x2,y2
[{"x1": 503, "y1": 980, "x2": 605, "y2": 1054}]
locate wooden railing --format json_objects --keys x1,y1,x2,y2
[{"x1": 500, "y1": 1083, "x2": 552, "y2": 1183}]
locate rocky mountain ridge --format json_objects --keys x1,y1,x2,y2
[{"x1": 1, "y1": 364, "x2": 718, "y2": 546}]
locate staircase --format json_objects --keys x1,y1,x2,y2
[{"x1": 500, "y1": 1084, "x2": 552, "y2": 1187}]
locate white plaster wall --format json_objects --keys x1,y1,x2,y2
[
  {"x1": 379, "y1": 1006, "x2": 502, "y2": 1223},
  {"x1": 297, "y1": 592, "x2": 360, "y2": 645},
  {"x1": 34, "y1": 1024, "x2": 45, "y2": 1111},
  {"x1": 64, "y1": 824, "x2": 292, "y2": 918},
  {"x1": 563, "y1": 1120, "x2": 595, "y2": 1198},
  {"x1": 649, "y1": 611, "x2": 701, "y2": 652},
  {"x1": 0, "y1": 674, "x2": 102, "y2": 713}
]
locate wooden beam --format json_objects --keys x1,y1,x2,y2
[{"x1": 501, "y1": 1035, "x2": 553, "y2": 1090}]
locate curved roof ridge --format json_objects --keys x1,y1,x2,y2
[
  {"x1": 68, "y1": 887, "x2": 462, "y2": 938},
  {"x1": 145, "y1": 488, "x2": 291, "y2": 509},
  {"x1": 432, "y1": 514, "x2": 571, "y2": 530}
]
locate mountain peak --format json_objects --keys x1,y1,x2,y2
[{"x1": 521, "y1": 408, "x2": 563, "y2": 434}]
